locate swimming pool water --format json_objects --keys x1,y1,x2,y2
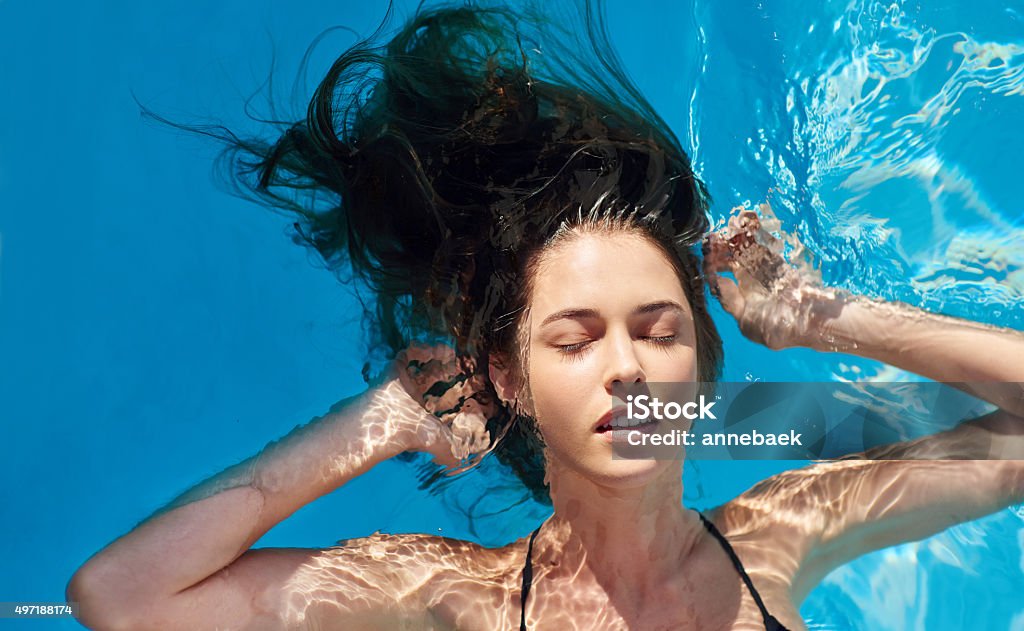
[
  {"x1": 0, "y1": 1, "x2": 1021, "y2": 629},
  {"x1": 691, "y1": 0, "x2": 1024, "y2": 627}
]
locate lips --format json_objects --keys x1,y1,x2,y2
[{"x1": 594, "y1": 407, "x2": 628, "y2": 433}]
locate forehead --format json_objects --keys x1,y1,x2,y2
[{"x1": 529, "y1": 232, "x2": 689, "y2": 321}]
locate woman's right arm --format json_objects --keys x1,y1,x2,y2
[{"x1": 66, "y1": 349, "x2": 487, "y2": 630}]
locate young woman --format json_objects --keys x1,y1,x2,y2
[{"x1": 67, "y1": 4, "x2": 1024, "y2": 629}]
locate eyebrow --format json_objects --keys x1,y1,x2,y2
[{"x1": 539, "y1": 300, "x2": 687, "y2": 328}]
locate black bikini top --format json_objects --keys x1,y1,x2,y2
[{"x1": 518, "y1": 512, "x2": 793, "y2": 631}]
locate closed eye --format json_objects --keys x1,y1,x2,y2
[
  {"x1": 555, "y1": 340, "x2": 592, "y2": 355},
  {"x1": 555, "y1": 335, "x2": 678, "y2": 361}
]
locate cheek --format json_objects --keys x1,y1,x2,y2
[
  {"x1": 681, "y1": 350, "x2": 699, "y2": 382},
  {"x1": 676, "y1": 322, "x2": 700, "y2": 381},
  {"x1": 525, "y1": 365, "x2": 589, "y2": 434},
  {"x1": 527, "y1": 351, "x2": 595, "y2": 400}
]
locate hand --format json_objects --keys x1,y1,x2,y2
[
  {"x1": 379, "y1": 343, "x2": 496, "y2": 468},
  {"x1": 703, "y1": 204, "x2": 847, "y2": 350}
]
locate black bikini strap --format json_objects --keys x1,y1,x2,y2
[
  {"x1": 520, "y1": 525, "x2": 541, "y2": 631},
  {"x1": 697, "y1": 512, "x2": 776, "y2": 628}
]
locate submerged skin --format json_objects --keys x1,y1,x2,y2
[{"x1": 67, "y1": 222, "x2": 1024, "y2": 631}]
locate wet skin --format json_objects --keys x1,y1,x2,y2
[{"x1": 67, "y1": 218, "x2": 1024, "y2": 631}]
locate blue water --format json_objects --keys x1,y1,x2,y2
[{"x1": 1, "y1": 1, "x2": 1021, "y2": 629}]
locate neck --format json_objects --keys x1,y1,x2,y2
[{"x1": 536, "y1": 461, "x2": 705, "y2": 591}]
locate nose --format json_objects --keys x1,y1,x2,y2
[{"x1": 603, "y1": 327, "x2": 646, "y2": 392}]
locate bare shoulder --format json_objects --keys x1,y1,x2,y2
[
  {"x1": 705, "y1": 465, "x2": 837, "y2": 603},
  {"x1": 711, "y1": 457, "x2": 1024, "y2": 603},
  {"x1": 301, "y1": 532, "x2": 526, "y2": 630},
  {"x1": 324, "y1": 530, "x2": 519, "y2": 565},
  {"x1": 709, "y1": 460, "x2": 883, "y2": 565},
  {"x1": 315, "y1": 532, "x2": 524, "y2": 590},
  {"x1": 711, "y1": 465, "x2": 830, "y2": 543}
]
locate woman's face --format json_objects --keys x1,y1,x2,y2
[{"x1": 519, "y1": 230, "x2": 699, "y2": 488}]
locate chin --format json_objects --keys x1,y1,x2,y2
[{"x1": 582, "y1": 457, "x2": 678, "y2": 490}]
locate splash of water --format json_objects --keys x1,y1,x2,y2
[{"x1": 695, "y1": 0, "x2": 1024, "y2": 328}]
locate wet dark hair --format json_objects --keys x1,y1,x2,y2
[{"x1": 184, "y1": 1, "x2": 722, "y2": 504}]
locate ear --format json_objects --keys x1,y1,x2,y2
[{"x1": 488, "y1": 353, "x2": 518, "y2": 406}]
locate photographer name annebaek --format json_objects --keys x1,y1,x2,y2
[
  {"x1": 626, "y1": 394, "x2": 718, "y2": 420},
  {"x1": 625, "y1": 428, "x2": 804, "y2": 447}
]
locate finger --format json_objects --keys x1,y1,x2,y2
[
  {"x1": 729, "y1": 238, "x2": 788, "y2": 291},
  {"x1": 702, "y1": 233, "x2": 733, "y2": 274},
  {"x1": 725, "y1": 217, "x2": 758, "y2": 250},
  {"x1": 425, "y1": 379, "x2": 475, "y2": 414},
  {"x1": 407, "y1": 359, "x2": 468, "y2": 400},
  {"x1": 465, "y1": 373, "x2": 488, "y2": 392},
  {"x1": 738, "y1": 209, "x2": 760, "y2": 232},
  {"x1": 409, "y1": 357, "x2": 456, "y2": 386},
  {"x1": 450, "y1": 406, "x2": 491, "y2": 451},
  {"x1": 749, "y1": 206, "x2": 784, "y2": 250},
  {"x1": 712, "y1": 276, "x2": 746, "y2": 317},
  {"x1": 732, "y1": 254, "x2": 774, "y2": 295},
  {"x1": 455, "y1": 397, "x2": 480, "y2": 417},
  {"x1": 460, "y1": 397, "x2": 500, "y2": 426},
  {"x1": 726, "y1": 205, "x2": 749, "y2": 230},
  {"x1": 422, "y1": 421, "x2": 462, "y2": 468},
  {"x1": 457, "y1": 354, "x2": 478, "y2": 374},
  {"x1": 400, "y1": 343, "x2": 455, "y2": 369}
]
